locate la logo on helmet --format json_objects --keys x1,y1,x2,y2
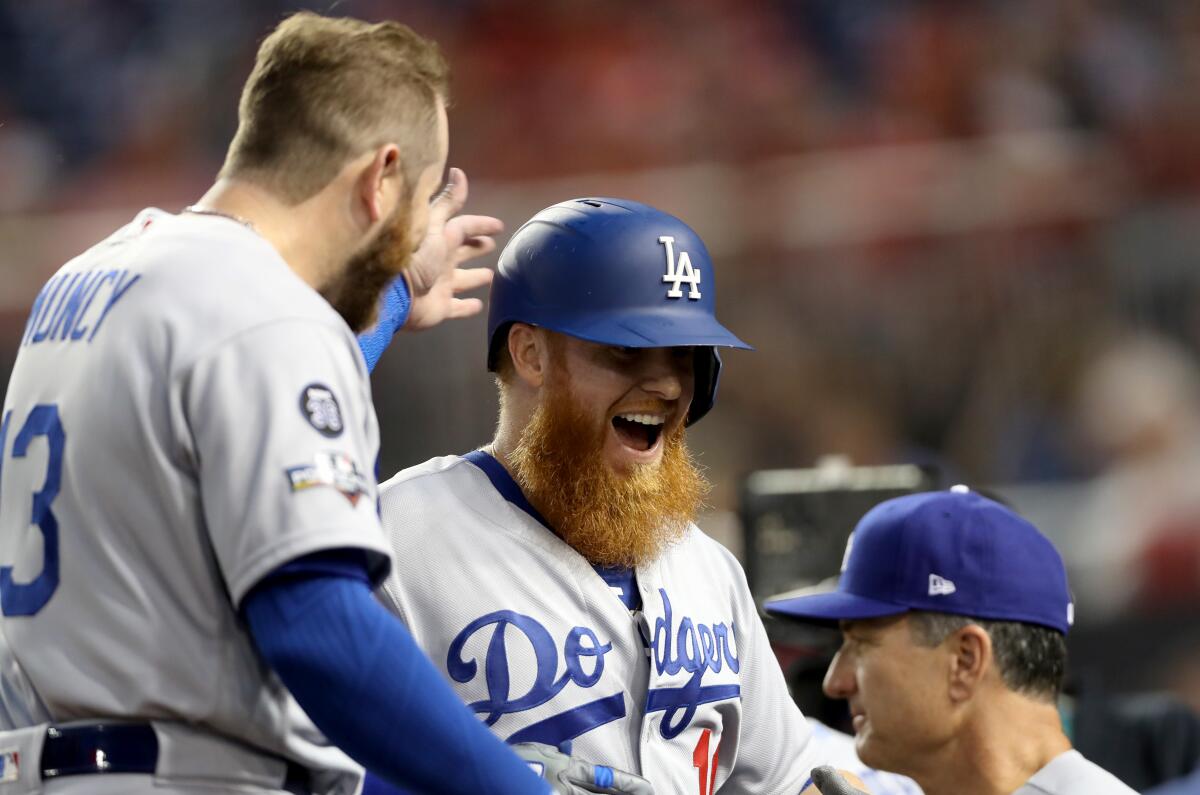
[{"x1": 659, "y1": 235, "x2": 702, "y2": 300}]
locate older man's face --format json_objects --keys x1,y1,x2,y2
[{"x1": 822, "y1": 615, "x2": 960, "y2": 777}]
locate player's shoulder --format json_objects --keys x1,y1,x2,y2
[
  {"x1": 1020, "y1": 750, "x2": 1137, "y2": 795},
  {"x1": 87, "y1": 209, "x2": 354, "y2": 361},
  {"x1": 380, "y1": 454, "x2": 479, "y2": 491},
  {"x1": 70, "y1": 209, "x2": 335, "y2": 325},
  {"x1": 142, "y1": 211, "x2": 338, "y2": 322},
  {"x1": 379, "y1": 454, "x2": 491, "y2": 515},
  {"x1": 673, "y1": 522, "x2": 744, "y2": 569},
  {"x1": 655, "y1": 521, "x2": 753, "y2": 596},
  {"x1": 378, "y1": 454, "x2": 525, "y2": 553}
]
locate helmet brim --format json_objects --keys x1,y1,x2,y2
[{"x1": 555, "y1": 309, "x2": 754, "y2": 351}]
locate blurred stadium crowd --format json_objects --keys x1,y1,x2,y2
[
  {"x1": 7, "y1": 0, "x2": 1200, "y2": 204},
  {"x1": 3, "y1": 0, "x2": 1200, "y2": 750}
]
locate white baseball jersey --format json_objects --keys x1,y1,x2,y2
[
  {"x1": 377, "y1": 452, "x2": 822, "y2": 794},
  {"x1": 1013, "y1": 750, "x2": 1137, "y2": 795},
  {"x1": 0, "y1": 209, "x2": 391, "y2": 791}
]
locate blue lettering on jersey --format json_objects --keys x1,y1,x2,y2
[
  {"x1": 447, "y1": 611, "x2": 625, "y2": 747},
  {"x1": 35, "y1": 272, "x2": 85, "y2": 344},
  {"x1": 646, "y1": 588, "x2": 741, "y2": 739},
  {"x1": 23, "y1": 273, "x2": 69, "y2": 345},
  {"x1": 60, "y1": 270, "x2": 107, "y2": 340},
  {"x1": 21, "y1": 269, "x2": 141, "y2": 348}
]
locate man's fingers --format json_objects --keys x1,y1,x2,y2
[
  {"x1": 811, "y1": 766, "x2": 870, "y2": 795},
  {"x1": 451, "y1": 266, "x2": 494, "y2": 294},
  {"x1": 446, "y1": 297, "x2": 484, "y2": 319},
  {"x1": 448, "y1": 213, "x2": 505, "y2": 241},
  {"x1": 429, "y1": 166, "x2": 469, "y2": 223},
  {"x1": 455, "y1": 235, "x2": 497, "y2": 262}
]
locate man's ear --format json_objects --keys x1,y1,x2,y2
[
  {"x1": 508, "y1": 323, "x2": 548, "y2": 388},
  {"x1": 947, "y1": 623, "x2": 992, "y2": 703},
  {"x1": 356, "y1": 144, "x2": 403, "y2": 224}
]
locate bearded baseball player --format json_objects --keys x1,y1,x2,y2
[
  {"x1": 0, "y1": 14, "x2": 648, "y2": 795},
  {"x1": 368, "y1": 198, "x2": 858, "y2": 794}
]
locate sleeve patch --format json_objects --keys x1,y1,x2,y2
[
  {"x1": 286, "y1": 452, "x2": 369, "y2": 506},
  {"x1": 300, "y1": 382, "x2": 344, "y2": 437}
]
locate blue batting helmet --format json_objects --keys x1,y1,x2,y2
[{"x1": 487, "y1": 197, "x2": 751, "y2": 425}]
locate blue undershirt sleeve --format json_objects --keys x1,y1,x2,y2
[
  {"x1": 357, "y1": 275, "x2": 412, "y2": 373},
  {"x1": 242, "y1": 553, "x2": 549, "y2": 795}
]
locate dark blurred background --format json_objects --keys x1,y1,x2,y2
[{"x1": 3, "y1": 0, "x2": 1200, "y2": 754}]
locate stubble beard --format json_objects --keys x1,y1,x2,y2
[
  {"x1": 508, "y1": 370, "x2": 710, "y2": 568},
  {"x1": 322, "y1": 206, "x2": 413, "y2": 333}
]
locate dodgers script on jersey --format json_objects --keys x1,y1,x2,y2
[
  {"x1": 378, "y1": 454, "x2": 822, "y2": 793},
  {"x1": 0, "y1": 210, "x2": 391, "y2": 792}
]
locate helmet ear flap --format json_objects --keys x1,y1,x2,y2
[
  {"x1": 686, "y1": 347, "x2": 721, "y2": 426},
  {"x1": 487, "y1": 321, "x2": 513, "y2": 371}
]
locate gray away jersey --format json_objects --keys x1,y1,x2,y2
[
  {"x1": 0, "y1": 210, "x2": 391, "y2": 788},
  {"x1": 1012, "y1": 750, "x2": 1137, "y2": 795},
  {"x1": 377, "y1": 455, "x2": 823, "y2": 794}
]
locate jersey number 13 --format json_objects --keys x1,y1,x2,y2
[{"x1": 0, "y1": 405, "x2": 64, "y2": 616}]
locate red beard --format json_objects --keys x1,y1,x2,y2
[{"x1": 509, "y1": 365, "x2": 710, "y2": 567}]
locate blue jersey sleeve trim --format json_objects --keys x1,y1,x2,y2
[
  {"x1": 357, "y1": 276, "x2": 411, "y2": 373},
  {"x1": 258, "y1": 548, "x2": 374, "y2": 589},
  {"x1": 243, "y1": 573, "x2": 551, "y2": 795}
]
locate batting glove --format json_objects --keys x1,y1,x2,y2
[
  {"x1": 512, "y1": 742, "x2": 654, "y2": 795},
  {"x1": 811, "y1": 766, "x2": 871, "y2": 795}
]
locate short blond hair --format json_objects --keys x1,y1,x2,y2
[{"x1": 220, "y1": 12, "x2": 449, "y2": 203}]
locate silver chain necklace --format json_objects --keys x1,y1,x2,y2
[{"x1": 182, "y1": 205, "x2": 256, "y2": 231}]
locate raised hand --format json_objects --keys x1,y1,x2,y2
[{"x1": 403, "y1": 167, "x2": 503, "y2": 331}]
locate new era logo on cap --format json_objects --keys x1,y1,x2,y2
[
  {"x1": 928, "y1": 574, "x2": 956, "y2": 596},
  {"x1": 763, "y1": 488, "x2": 1075, "y2": 635}
]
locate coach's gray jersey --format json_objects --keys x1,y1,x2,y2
[
  {"x1": 377, "y1": 454, "x2": 821, "y2": 793},
  {"x1": 1012, "y1": 750, "x2": 1137, "y2": 795},
  {"x1": 0, "y1": 209, "x2": 391, "y2": 788}
]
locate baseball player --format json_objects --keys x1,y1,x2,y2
[
  {"x1": 0, "y1": 14, "x2": 645, "y2": 795},
  {"x1": 765, "y1": 488, "x2": 1138, "y2": 795},
  {"x1": 370, "y1": 197, "x2": 846, "y2": 793}
]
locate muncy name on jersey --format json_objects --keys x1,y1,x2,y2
[{"x1": 21, "y1": 269, "x2": 141, "y2": 348}]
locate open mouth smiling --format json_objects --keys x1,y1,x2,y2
[{"x1": 611, "y1": 412, "x2": 665, "y2": 452}]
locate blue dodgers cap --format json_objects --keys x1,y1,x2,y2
[{"x1": 764, "y1": 488, "x2": 1075, "y2": 634}]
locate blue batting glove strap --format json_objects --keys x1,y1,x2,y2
[
  {"x1": 357, "y1": 275, "x2": 412, "y2": 373},
  {"x1": 594, "y1": 766, "x2": 614, "y2": 789}
]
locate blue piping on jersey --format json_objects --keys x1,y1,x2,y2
[
  {"x1": 594, "y1": 566, "x2": 640, "y2": 611},
  {"x1": 461, "y1": 450, "x2": 642, "y2": 610},
  {"x1": 505, "y1": 692, "x2": 627, "y2": 747},
  {"x1": 646, "y1": 683, "x2": 742, "y2": 739},
  {"x1": 462, "y1": 449, "x2": 552, "y2": 529}
]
